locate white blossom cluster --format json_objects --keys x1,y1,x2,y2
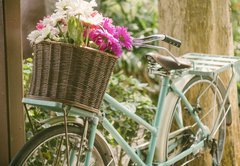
[{"x1": 27, "y1": 0, "x2": 103, "y2": 45}]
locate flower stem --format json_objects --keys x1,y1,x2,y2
[{"x1": 85, "y1": 26, "x2": 90, "y2": 46}]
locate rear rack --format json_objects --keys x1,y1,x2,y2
[{"x1": 182, "y1": 53, "x2": 240, "y2": 77}]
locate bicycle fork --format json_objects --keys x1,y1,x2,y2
[
  {"x1": 84, "y1": 117, "x2": 99, "y2": 166},
  {"x1": 63, "y1": 111, "x2": 99, "y2": 166}
]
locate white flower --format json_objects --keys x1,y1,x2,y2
[
  {"x1": 28, "y1": 26, "x2": 52, "y2": 44},
  {"x1": 55, "y1": 0, "x2": 98, "y2": 17},
  {"x1": 55, "y1": 0, "x2": 70, "y2": 14},
  {"x1": 28, "y1": 0, "x2": 107, "y2": 44},
  {"x1": 33, "y1": 26, "x2": 51, "y2": 44},
  {"x1": 27, "y1": 30, "x2": 41, "y2": 45},
  {"x1": 41, "y1": 26, "x2": 51, "y2": 37},
  {"x1": 42, "y1": 13, "x2": 66, "y2": 27},
  {"x1": 80, "y1": 12, "x2": 103, "y2": 25},
  {"x1": 35, "y1": 35, "x2": 45, "y2": 44},
  {"x1": 49, "y1": 27, "x2": 60, "y2": 41},
  {"x1": 51, "y1": 13, "x2": 66, "y2": 22}
]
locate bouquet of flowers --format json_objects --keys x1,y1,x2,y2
[
  {"x1": 27, "y1": 0, "x2": 132, "y2": 57},
  {"x1": 27, "y1": 0, "x2": 133, "y2": 112}
]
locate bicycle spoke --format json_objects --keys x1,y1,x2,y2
[
  {"x1": 54, "y1": 136, "x2": 64, "y2": 165},
  {"x1": 11, "y1": 125, "x2": 109, "y2": 166},
  {"x1": 191, "y1": 102, "x2": 219, "y2": 128}
]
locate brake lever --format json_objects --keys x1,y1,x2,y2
[
  {"x1": 133, "y1": 34, "x2": 181, "y2": 48},
  {"x1": 132, "y1": 35, "x2": 166, "y2": 44}
]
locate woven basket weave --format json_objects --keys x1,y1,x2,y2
[{"x1": 29, "y1": 41, "x2": 117, "y2": 113}]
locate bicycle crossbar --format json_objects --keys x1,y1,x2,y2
[{"x1": 104, "y1": 93, "x2": 157, "y2": 134}]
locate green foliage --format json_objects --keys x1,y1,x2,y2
[
  {"x1": 23, "y1": 58, "x2": 56, "y2": 140},
  {"x1": 100, "y1": 0, "x2": 159, "y2": 80},
  {"x1": 231, "y1": 0, "x2": 240, "y2": 62},
  {"x1": 231, "y1": 0, "x2": 240, "y2": 105},
  {"x1": 67, "y1": 16, "x2": 84, "y2": 45},
  {"x1": 100, "y1": 71, "x2": 155, "y2": 162},
  {"x1": 23, "y1": 58, "x2": 33, "y2": 95},
  {"x1": 231, "y1": 0, "x2": 240, "y2": 56},
  {"x1": 238, "y1": 83, "x2": 240, "y2": 106}
]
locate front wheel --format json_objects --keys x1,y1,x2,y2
[
  {"x1": 10, "y1": 125, "x2": 114, "y2": 166},
  {"x1": 157, "y1": 76, "x2": 226, "y2": 165}
]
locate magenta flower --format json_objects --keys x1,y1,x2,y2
[
  {"x1": 116, "y1": 26, "x2": 132, "y2": 50},
  {"x1": 102, "y1": 18, "x2": 116, "y2": 34},
  {"x1": 89, "y1": 29, "x2": 108, "y2": 50},
  {"x1": 111, "y1": 42, "x2": 123, "y2": 57},
  {"x1": 87, "y1": 17, "x2": 132, "y2": 57},
  {"x1": 89, "y1": 28, "x2": 123, "y2": 56}
]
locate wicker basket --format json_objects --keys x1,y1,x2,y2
[{"x1": 29, "y1": 41, "x2": 117, "y2": 113}]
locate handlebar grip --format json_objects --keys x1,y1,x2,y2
[{"x1": 163, "y1": 35, "x2": 181, "y2": 47}]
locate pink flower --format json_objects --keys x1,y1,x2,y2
[
  {"x1": 116, "y1": 26, "x2": 132, "y2": 50},
  {"x1": 36, "y1": 21, "x2": 45, "y2": 30}
]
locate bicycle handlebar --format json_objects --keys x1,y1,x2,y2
[
  {"x1": 132, "y1": 34, "x2": 182, "y2": 65},
  {"x1": 132, "y1": 34, "x2": 181, "y2": 48},
  {"x1": 162, "y1": 35, "x2": 181, "y2": 47}
]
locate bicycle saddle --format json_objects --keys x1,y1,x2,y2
[{"x1": 146, "y1": 52, "x2": 192, "y2": 71}]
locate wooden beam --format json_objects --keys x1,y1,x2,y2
[
  {"x1": 4, "y1": 0, "x2": 24, "y2": 160},
  {"x1": 0, "y1": 0, "x2": 10, "y2": 164}
]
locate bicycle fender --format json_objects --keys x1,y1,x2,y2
[
  {"x1": 155, "y1": 74, "x2": 195, "y2": 162},
  {"x1": 216, "y1": 77, "x2": 232, "y2": 126},
  {"x1": 168, "y1": 75, "x2": 232, "y2": 126}
]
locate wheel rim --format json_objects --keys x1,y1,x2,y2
[
  {"x1": 22, "y1": 132, "x2": 105, "y2": 166},
  {"x1": 166, "y1": 78, "x2": 226, "y2": 165}
]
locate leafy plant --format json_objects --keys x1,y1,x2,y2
[
  {"x1": 23, "y1": 58, "x2": 55, "y2": 140},
  {"x1": 231, "y1": 0, "x2": 240, "y2": 56},
  {"x1": 23, "y1": 58, "x2": 33, "y2": 95},
  {"x1": 100, "y1": 0, "x2": 159, "y2": 84},
  {"x1": 231, "y1": 0, "x2": 240, "y2": 105},
  {"x1": 100, "y1": 71, "x2": 156, "y2": 164}
]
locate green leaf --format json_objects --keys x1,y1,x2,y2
[{"x1": 67, "y1": 17, "x2": 83, "y2": 45}]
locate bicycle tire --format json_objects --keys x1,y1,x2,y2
[
  {"x1": 156, "y1": 76, "x2": 226, "y2": 165},
  {"x1": 10, "y1": 125, "x2": 115, "y2": 166}
]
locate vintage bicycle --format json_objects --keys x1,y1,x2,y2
[{"x1": 10, "y1": 34, "x2": 240, "y2": 166}]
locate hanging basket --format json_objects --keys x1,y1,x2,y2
[{"x1": 28, "y1": 41, "x2": 117, "y2": 113}]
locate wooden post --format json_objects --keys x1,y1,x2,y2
[
  {"x1": 0, "y1": 0, "x2": 24, "y2": 164},
  {"x1": 0, "y1": 0, "x2": 10, "y2": 164}
]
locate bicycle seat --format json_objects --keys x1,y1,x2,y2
[{"x1": 146, "y1": 52, "x2": 192, "y2": 71}]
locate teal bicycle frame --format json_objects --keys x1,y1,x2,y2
[
  {"x1": 100, "y1": 75, "x2": 209, "y2": 166},
  {"x1": 21, "y1": 48, "x2": 240, "y2": 166},
  {"x1": 23, "y1": 74, "x2": 211, "y2": 166}
]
